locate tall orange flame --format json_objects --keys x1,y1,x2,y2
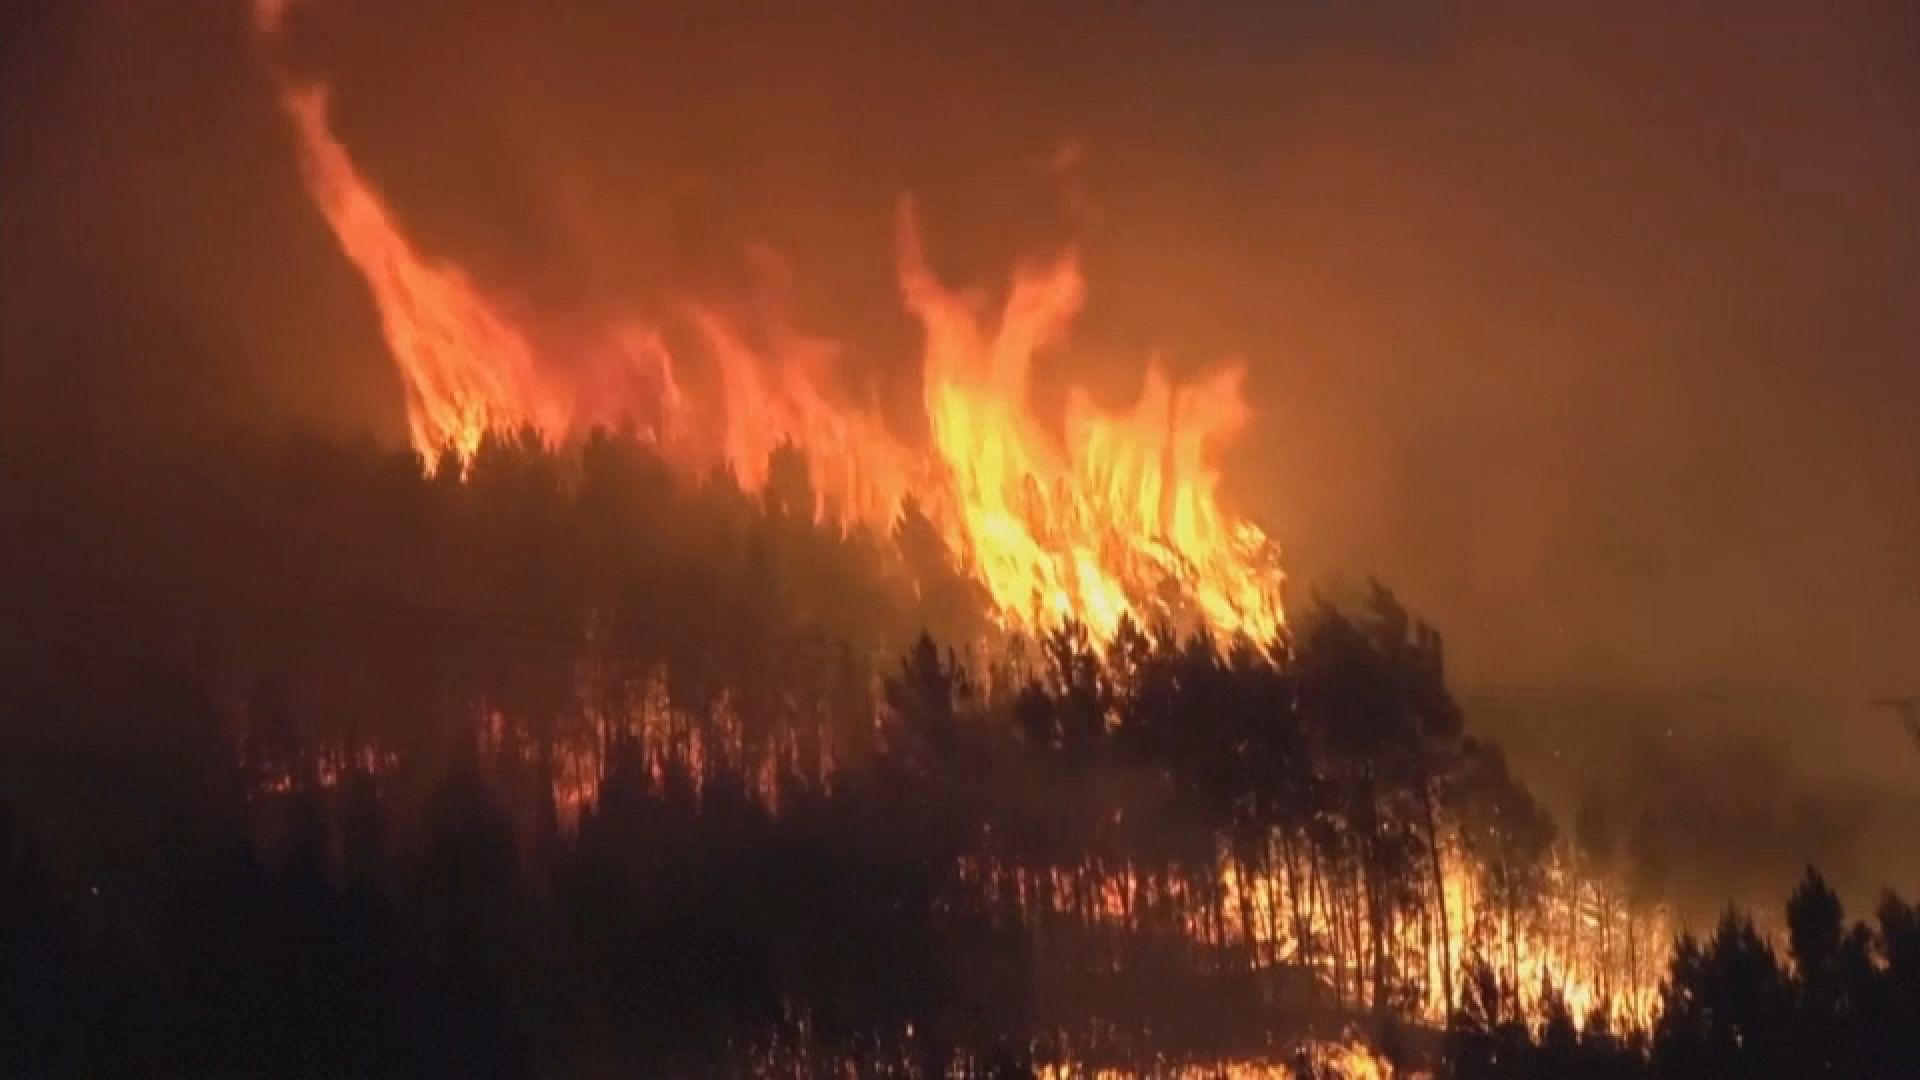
[
  {"x1": 900, "y1": 205, "x2": 1281, "y2": 636},
  {"x1": 279, "y1": 87, "x2": 574, "y2": 460},
  {"x1": 257, "y1": 10, "x2": 1283, "y2": 640}
]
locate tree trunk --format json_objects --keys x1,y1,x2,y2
[
  {"x1": 1279, "y1": 829, "x2": 1312, "y2": 971},
  {"x1": 1235, "y1": 847, "x2": 1261, "y2": 969},
  {"x1": 1421, "y1": 778, "x2": 1455, "y2": 1017}
]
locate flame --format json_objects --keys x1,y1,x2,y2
[
  {"x1": 1033, "y1": 1042, "x2": 1401, "y2": 1079},
  {"x1": 685, "y1": 304, "x2": 921, "y2": 526},
  {"x1": 899, "y1": 206, "x2": 1282, "y2": 636},
  {"x1": 276, "y1": 87, "x2": 574, "y2": 460},
  {"x1": 256, "y1": 14, "x2": 1283, "y2": 640}
]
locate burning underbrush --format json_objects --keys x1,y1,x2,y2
[
  {"x1": 255, "y1": 0, "x2": 1284, "y2": 647},
  {"x1": 7, "y1": 428, "x2": 1688, "y2": 1074},
  {"x1": 11, "y1": 431, "x2": 1915, "y2": 1076},
  {"x1": 4, "y1": 6, "x2": 1913, "y2": 1076}
]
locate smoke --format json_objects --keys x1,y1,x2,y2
[{"x1": 5, "y1": 0, "x2": 1916, "y2": 889}]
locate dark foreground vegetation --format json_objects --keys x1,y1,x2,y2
[
  {"x1": 1444, "y1": 873, "x2": 1920, "y2": 1078},
  {"x1": 2, "y1": 429, "x2": 1915, "y2": 1076}
]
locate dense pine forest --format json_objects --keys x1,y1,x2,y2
[{"x1": 3, "y1": 429, "x2": 1916, "y2": 1076}]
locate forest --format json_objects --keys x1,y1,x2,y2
[{"x1": 2, "y1": 428, "x2": 1916, "y2": 1077}]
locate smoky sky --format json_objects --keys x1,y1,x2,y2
[{"x1": 4, "y1": 0, "x2": 1917, "y2": 773}]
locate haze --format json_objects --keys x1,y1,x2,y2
[{"x1": 5, "y1": 1, "x2": 1916, "y2": 784}]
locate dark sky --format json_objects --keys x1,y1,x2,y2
[{"x1": 4, "y1": 1, "x2": 1917, "y2": 774}]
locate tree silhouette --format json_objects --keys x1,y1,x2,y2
[{"x1": 5, "y1": 425, "x2": 1914, "y2": 1075}]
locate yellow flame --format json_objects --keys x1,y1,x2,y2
[
  {"x1": 257, "y1": 16, "x2": 1282, "y2": 642},
  {"x1": 898, "y1": 203, "x2": 1283, "y2": 637},
  {"x1": 277, "y1": 87, "x2": 574, "y2": 460},
  {"x1": 1033, "y1": 1041, "x2": 1401, "y2": 1079}
]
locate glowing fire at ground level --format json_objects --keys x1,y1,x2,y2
[{"x1": 251, "y1": 4, "x2": 1672, "y2": 1065}]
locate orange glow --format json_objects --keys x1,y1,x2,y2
[
  {"x1": 269, "y1": 78, "x2": 573, "y2": 458},
  {"x1": 1033, "y1": 1041, "x2": 1400, "y2": 1079},
  {"x1": 899, "y1": 204, "x2": 1283, "y2": 637},
  {"x1": 256, "y1": 6, "x2": 1282, "y2": 642}
]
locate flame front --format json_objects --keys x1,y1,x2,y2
[
  {"x1": 259, "y1": 18, "x2": 1283, "y2": 641},
  {"x1": 897, "y1": 205, "x2": 1281, "y2": 637},
  {"x1": 278, "y1": 87, "x2": 580, "y2": 461}
]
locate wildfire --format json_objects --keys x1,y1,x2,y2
[
  {"x1": 254, "y1": 3, "x2": 1283, "y2": 642},
  {"x1": 1034, "y1": 1044, "x2": 1401, "y2": 1079}
]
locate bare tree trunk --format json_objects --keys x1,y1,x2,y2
[
  {"x1": 1210, "y1": 865, "x2": 1230, "y2": 972},
  {"x1": 1279, "y1": 829, "x2": 1312, "y2": 970},
  {"x1": 1259, "y1": 836, "x2": 1283, "y2": 968},
  {"x1": 1421, "y1": 779, "x2": 1454, "y2": 1017},
  {"x1": 1598, "y1": 883, "x2": 1613, "y2": 1004},
  {"x1": 1235, "y1": 847, "x2": 1261, "y2": 969},
  {"x1": 1505, "y1": 877, "x2": 1521, "y2": 993},
  {"x1": 1365, "y1": 862, "x2": 1389, "y2": 1014},
  {"x1": 1313, "y1": 856, "x2": 1345, "y2": 1006}
]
